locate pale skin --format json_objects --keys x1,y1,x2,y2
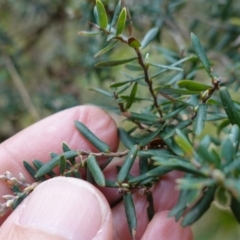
[{"x1": 0, "y1": 105, "x2": 193, "y2": 240}]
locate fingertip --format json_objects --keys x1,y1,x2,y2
[
  {"x1": 0, "y1": 177, "x2": 113, "y2": 240},
  {"x1": 141, "y1": 211, "x2": 193, "y2": 240}
]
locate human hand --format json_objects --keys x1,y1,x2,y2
[{"x1": 0, "y1": 106, "x2": 193, "y2": 239}]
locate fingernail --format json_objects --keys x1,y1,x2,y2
[{"x1": 17, "y1": 177, "x2": 110, "y2": 239}]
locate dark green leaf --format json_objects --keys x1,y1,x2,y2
[
  {"x1": 116, "y1": 7, "x2": 126, "y2": 35},
  {"x1": 118, "y1": 127, "x2": 136, "y2": 149},
  {"x1": 162, "y1": 105, "x2": 188, "y2": 120},
  {"x1": 96, "y1": 0, "x2": 108, "y2": 28},
  {"x1": 23, "y1": 161, "x2": 37, "y2": 180},
  {"x1": 127, "y1": 112, "x2": 159, "y2": 123},
  {"x1": 123, "y1": 192, "x2": 137, "y2": 239},
  {"x1": 182, "y1": 187, "x2": 216, "y2": 226},
  {"x1": 137, "y1": 149, "x2": 172, "y2": 158},
  {"x1": 220, "y1": 87, "x2": 240, "y2": 127},
  {"x1": 230, "y1": 124, "x2": 240, "y2": 153},
  {"x1": 126, "y1": 83, "x2": 138, "y2": 109},
  {"x1": 139, "y1": 157, "x2": 149, "y2": 175},
  {"x1": 146, "y1": 192, "x2": 155, "y2": 221},
  {"x1": 87, "y1": 154, "x2": 105, "y2": 186},
  {"x1": 230, "y1": 196, "x2": 240, "y2": 223},
  {"x1": 139, "y1": 128, "x2": 162, "y2": 147},
  {"x1": 140, "y1": 27, "x2": 159, "y2": 50},
  {"x1": 94, "y1": 41, "x2": 118, "y2": 57},
  {"x1": 194, "y1": 103, "x2": 208, "y2": 136},
  {"x1": 73, "y1": 170, "x2": 82, "y2": 179},
  {"x1": 221, "y1": 138, "x2": 234, "y2": 163},
  {"x1": 118, "y1": 145, "x2": 139, "y2": 183},
  {"x1": 95, "y1": 57, "x2": 137, "y2": 68},
  {"x1": 35, "y1": 151, "x2": 79, "y2": 177},
  {"x1": 155, "y1": 87, "x2": 200, "y2": 95},
  {"x1": 75, "y1": 121, "x2": 110, "y2": 153},
  {"x1": 129, "y1": 166, "x2": 172, "y2": 185},
  {"x1": 33, "y1": 160, "x2": 56, "y2": 177},
  {"x1": 12, "y1": 193, "x2": 27, "y2": 210},
  {"x1": 191, "y1": 33, "x2": 212, "y2": 76},
  {"x1": 59, "y1": 155, "x2": 66, "y2": 175},
  {"x1": 178, "y1": 80, "x2": 211, "y2": 91}
]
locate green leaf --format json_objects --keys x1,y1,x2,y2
[
  {"x1": 175, "y1": 129, "x2": 194, "y2": 156},
  {"x1": 229, "y1": 124, "x2": 240, "y2": 153},
  {"x1": 110, "y1": 75, "x2": 144, "y2": 88},
  {"x1": 110, "y1": 0, "x2": 122, "y2": 27},
  {"x1": 139, "y1": 128, "x2": 162, "y2": 147},
  {"x1": 35, "y1": 151, "x2": 79, "y2": 177},
  {"x1": 75, "y1": 121, "x2": 110, "y2": 153},
  {"x1": 191, "y1": 33, "x2": 212, "y2": 76},
  {"x1": 12, "y1": 193, "x2": 27, "y2": 210},
  {"x1": 125, "y1": 64, "x2": 142, "y2": 71},
  {"x1": 117, "y1": 145, "x2": 139, "y2": 183},
  {"x1": 178, "y1": 80, "x2": 211, "y2": 91},
  {"x1": 23, "y1": 161, "x2": 37, "y2": 180},
  {"x1": 140, "y1": 27, "x2": 159, "y2": 50},
  {"x1": 94, "y1": 41, "x2": 118, "y2": 57},
  {"x1": 95, "y1": 57, "x2": 137, "y2": 68},
  {"x1": 127, "y1": 112, "x2": 159, "y2": 123},
  {"x1": 128, "y1": 166, "x2": 172, "y2": 184},
  {"x1": 126, "y1": 83, "x2": 138, "y2": 109},
  {"x1": 221, "y1": 138, "x2": 234, "y2": 163},
  {"x1": 87, "y1": 154, "x2": 105, "y2": 186},
  {"x1": 78, "y1": 31, "x2": 100, "y2": 37},
  {"x1": 164, "y1": 119, "x2": 192, "y2": 139},
  {"x1": 128, "y1": 37, "x2": 141, "y2": 49},
  {"x1": 59, "y1": 155, "x2": 66, "y2": 175},
  {"x1": 155, "y1": 87, "x2": 200, "y2": 95},
  {"x1": 139, "y1": 157, "x2": 149, "y2": 175},
  {"x1": 116, "y1": 7, "x2": 126, "y2": 35},
  {"x1": 118, "y1": 127, "x2": 136, "y2": 149},
  {"x1": 182, "y1": 187, "x2": 216, "y2": 226},
  {"x1": 149, "y1": 63, "x2": 183, "y2": 72},
  {"x1": 123, "y1": 192, "x2": 137, "y2": 239},
  {"x1": 194, "y1": 103, "x2": 208, "y2": 136},
  {"x1": 96, "y1": 0, "x2": 108, "y2": 28},
  {"x1": 89, "y1": 87, "x2": 114, "y2": 97},
  {"x1": 219, "y1": 87, "x2": 240, "y2": 127}
]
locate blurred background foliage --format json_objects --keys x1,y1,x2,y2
[
  {"x1": 0, "y1": 0, "x2": 240, "y2": 141},
  {"x1": 0, "y1": 0, "x2": 240, "y2": 239}
]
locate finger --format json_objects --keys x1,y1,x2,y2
[
  {"x1": 141, "y1": 211, "x2": 193, "y2": 240},
  {"x1": 0, "y1": 177, "x2": 113, "y2": 240},
  {"x1": 0, "y1": 106, "x2": 118, "y2": 223}
]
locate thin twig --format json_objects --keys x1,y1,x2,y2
[{"x1": 4, "y1": 55, "x2": 40, "y2": 122}]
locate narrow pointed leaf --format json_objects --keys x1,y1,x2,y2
[
  {"x1": 139, "y1": 157, "x2": 149, "y2": 175},
  {"x1": 33, "y1": 160, "x2": 56, "y2": 177},
  {"x1": 140, "y1": 27, "x2": 159, "y2": 50},
  {"x1": 118, "y1": 127, "x2": 136, "y2": 149},
  {"x1": 75, "y1": 121, "x2": 110, "y2": 153},
  {"x1": 87, "y1": 154, "x2": 105, "y2": 186},
  {"x1": 220, "y1": 87, "x2": 240, "y2": 127},
  {"x1": 35, "y1": 151, "x2": 79, "y2": 177},
  {"x1": 175, "y1": 129, "x2": 194, "y2": 156},
  {"x1": 94, "y1": 41, "x2": 118, "y2": 57},
  {"x1": 182, "y1": 187, "x2": 216, "y2": 226},
  {"x1": 73, "y1": 169, "x2": 82, "y2": 179},
  {"x1": 149, "y1": 63, "x2": 183, "y2": 71},
  {"x1": 221, "y1": 138, "x2": 234, "y2": 163},
  {"x1": 95, "y1": 57, "x2": 137, "y2": 68},
  {"x1": 89, "y1": 87, "x2": 114, "y2": 97},
  {"x1": 116, "y1": 7, "x2": 126, "y2": 35},
  {"x1": 96, "y1": 0, "x2": 108, "y2": 28},
  {"x1": 59, "y1": 155, "x2": 66, "y2": 175},
  {"x1": 155, "y1": 87, "x2": 199, "y2": 95},
  {"x1": 230, "y1": 124, "x2": 240, "y2": 153},
  {"x1": 23, "y1": 161, "x2": 37, "y2": 180},
  {"x1": 118, "y1": 145, "x2": 139, "y2": 183},
  {"x1": 12, "y1": 193, "x2": 27, "y2": 210},
  {"x1": 123, "y1": 192, "x2": 137, "y2": 239},
  {"x1": 178, "y1": 80, "x2": 211, "y2": 91},
  {"x1": 139, "y1": 128, "x2": 162, "y2": 147},
  {"x1": 146, "y1": 192, "x2": 155, "y2": 221},
  {"x1": 126, "y1": 83, "x2": 138, "y2": 109},
  {"x1": 191, "y1": 33, "x2": 212, "y2": 76},
  {"x1": 194, "y1": 103, "x2": 208, "y2": 136},
  {"x1": 110, "y1": 0, "x2": 122, "y2": 27}
]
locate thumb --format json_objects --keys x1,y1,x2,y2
[{"x1": 0, "y1": 177, "x2": 113, "y2": 240}]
